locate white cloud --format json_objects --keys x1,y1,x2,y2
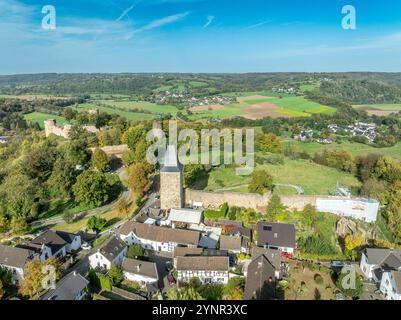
[
  {"x1": 243, "y1": 20, "x2": 272, "y2": 30},
  {"x1": 203, "y1": 16, "x2": 215, "y2": 29}
]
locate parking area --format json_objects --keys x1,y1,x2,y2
[{"x1": 147, "y1": 251, "x2": 174, "y2": 293}]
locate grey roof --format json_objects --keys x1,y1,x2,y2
[
  {"x1": 42, "y1": 272, "x2": 89, "y2": 300},
  {"x1": 120, "y1": 221, "x2": 200, "y2": 247},
  {"x1": 252, "y1": 247, "x2": 282, "y2": 271},
  {"x1": 55, "y1": 231, "x2": 78, "y2": 244},
  {"x1": 0, "y1": 244, "x2": 34, "y2": 269},
  {"x1": 161, "y1": 145, "x2": 182, "y2": 173},
  {"x1": 24, "y1": 230, "x2": 67, "y2": 255},
  {"x1": 228, "y1": 226, "x2": 252, "y2": 239},
  {"x1": 244, "y1": 255, "x2": 276, "y2": 300},
  {"x1": 219, "y1": 235, "x2": 242, "y2": 251},
  {"x1": 173, "y1": 247, "x2": 204, "y2": 258},
  {"x1": 99, "y1": 236, "x2": 127, "y2": 262},
  {"x1": 364, "y1": 248, "x2": 401, "y2": 270},
  {"x1": 122, "y1": 258, "x2": 158, "y2": 280},
  {"x1": 176, "y1": 256, "x2": 229, "y2": 272},
  {"x1": 257, "y1": 222, "x2": 296, "y2": 249}
]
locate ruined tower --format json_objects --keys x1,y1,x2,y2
[{"x1": 160, "y1": 145, "x2": 184, "y2": 210}]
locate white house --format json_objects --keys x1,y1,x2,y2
[
  {"x1": 176, "y1": 255, "x2": 229, "y2": 285},
  {"x1": 316, "y1": 198, "x2": 379, "y2": 223},
  {"x1": 163, "y1": 208, "x2": 203, "y2": 227},
  {"x1": 380, "y1": 271, "x2": 401, "y2": 300},
  {"x1": 119, "y1": 221, "x2": 200, "y2": 253},
  {"x1": 41, "y1": 271, "x2": 89, "y2": 300},
  {"x1": 0, "y1": 244, "x2": 36, "y2": 286},
  {"x1": 121, "y1": 257, "x2": 159, "y2": 287},
  {"x1": 360, "y1": 248, "x2": 401, "y2": 282},
  {"x1": 89, "y1": 236, "x2": 127, "y2": 271},
  {"x1": 257, "y1": 222, "x2": 296, "y2": 257},
  {"x1": 17, "y1": 230, "x2": 82, "y2": 262}
]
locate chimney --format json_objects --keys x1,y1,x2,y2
[{"x1": 73, "y1": 271, "x2": 77, "y2": 276}]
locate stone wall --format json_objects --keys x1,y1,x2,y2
[
  {"x1": 44, "y1": 119, "x2": 100, "y2": 139},
  {"x1": 281, "y1": 195, "x2": 319, "y2": 210},
  {"x1": 185, "y1": 189, "x2": 271, "y2": 213}
]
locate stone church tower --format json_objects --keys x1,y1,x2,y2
[{"x1": 160, "y1": 145, "x2": 184, "y2": 210}]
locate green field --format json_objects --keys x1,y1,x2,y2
[
  {"x1": 286, "y1": 140, "x2": 401, "y2": 161},
  {"x1": 24, "y1": 112, "x2": 68, "y2": 128},
  {"x1": 354, "y1": 103, "x2": 401, "y2": 111},
  {"x1": 74, "y1": 103, "x2": 155, "y2": 121},
  {"x1": 188, "y1": 92, "x2": 336, "y2": 120},
  {"x1": 204, "y1": 158, "x2": 361, "y2": 196},
  {"x1": 98, "y1": 100, "x2": 178, "y2": 115}
]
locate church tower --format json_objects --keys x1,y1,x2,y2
[{"x1": 160, "y1": 145, "x2": 184, "y2": 210}]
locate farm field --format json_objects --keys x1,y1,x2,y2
[
  {"x1": 97, "y1": 100, "x2": 179, "y2": 115},
  {"x1": 74, "y1": 103, "x2": 155, "y2": 121},
  {"x1": 286, "y1": 140, "x2": 401, "y2": 161},
  {"x1": 0, "y1": 94, "x2": 71, "y2": 100},
  {"x1": 188, "y1": 92, "x2": 336, "y2": 120},
  {"x1": 354, "y1": 103, "x2": 401, "y2": 116},
  {"x1": 24, "y1": 112, "x2": 68, "y2": 128},
  {"x1": 204, "y1": 158, "x2": 361, "y2": 196}
]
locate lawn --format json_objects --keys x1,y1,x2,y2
[
  {"x1": 286, "y1": 140, "x2": 401, "y2": 161},
  {"x1": 354, "y1": 103, "x2": 401, "y2": 111},
  {"x1": 267, "y1": 96, "x2": 336, "y2": 116},
  {"x1": 188, "y1": 103, "x2": 243, "y2": 120},
  {"x1": 74, "y1": 103, "x2": 155, "y2": 121},
  {"x1": 204, "y1": 158, "x2": 361, "y2": 196},
  {"x1": 24, "y1": 112, "x2": 68, "y2": 128}
]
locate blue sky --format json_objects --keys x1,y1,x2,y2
[{"x1": 1, "y1": 0, "x2": 401, "y2": 74}]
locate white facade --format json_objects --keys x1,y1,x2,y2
[
  {"x1": 65, "y1": 235, "x2": 82, "y2": 253},
  {"x1": 380, "y1": 272, "x2": 401, "y2": 300},
  {"x1": 89, "y1": 247, "x2": 127, "y2": 270},
  {"x1": 177, "y1": 270, "x2": 229, "y2": 285},
  {"x1": 360, "y1": 252, "x2": 375, "y2": 280},
  {"x1": 123, "y1": 271, "x2": 158, "y2": 286},
  {"x1": 121, "y1": 232, "x2": 195, "y2": 253},
  {"x1": 316, "y1": 198, "x2": 379, "y2": 222}
]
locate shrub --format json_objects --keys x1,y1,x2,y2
[{"x1": 314, "y1": 274, "x2": 324, "y2": 285}]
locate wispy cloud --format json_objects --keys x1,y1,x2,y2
[
  {"x1": 203, "y1": 15, "x2": 215, "y2": 28},
  {"x1": 116, "y1": 2, "x2": 139, "y2": 22},
  {"x1": 243, "y1": 20, "x2": 272, "y2": 30},
  {"x1": 127, "y1": 11, "x2": 190, "y2": 38}
]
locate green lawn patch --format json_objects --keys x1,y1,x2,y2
[{"x1": 24, "y1": 112, "x2": 68, "y2": 128}]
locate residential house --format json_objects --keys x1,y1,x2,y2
[
  {"x1": 121, "y1": 257, "x2": 159, "y2": 287},
  {"x1": 0, "y1": 245, "x2": 36, "y2": 285},
  {"x1": 18, "y1": 230, "x2": 81, "y2": 262},
  {"x1": 380, "y1": 271, "x2": 401, "y2": 300},
  {"x1": 89, "y1": 236, "x2": 127, "y2": 271},
  {"x1": 244, "y1": 254, "x2": 276, "y2": 300},
  {"x1": 119, "y1": 221, "x2": 200, "y2": 253},
  {"x1": 173, "y1": 247, "x2": 204, "y2": 268},
  {"x1": 251, "y1": 247, "x2": 282, "y2": 279},
  {"x1": 219, "y1": 235, "x2": 242, "y2": 254},
  {"x1": 257, "y1": 222, "x2": 296, "y2": 257},
  {"x1": 176, "y1": 255, "x2": 229, "y2": 285},
  {"x1": 360, "y1": 248, "x2": 401, "y2": 282},
  {"x1": 41, "y1": 271, "x2": 89, "y2": 300}
]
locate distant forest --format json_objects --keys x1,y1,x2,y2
[{"x1": 1, "y1": 72, "x2": 401, "y2": 105}]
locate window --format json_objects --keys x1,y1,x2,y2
[{"x1": 263, "y1": 225, "x2": 272, "y2": 231}]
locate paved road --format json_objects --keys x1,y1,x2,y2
[{"x1": 30, "y1": 168, "x2": 131, "y2": 228}]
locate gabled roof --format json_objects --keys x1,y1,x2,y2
[
  {"x1": 219, "y1": 235, "x2": 242, "y2": 251},
  {"x1": 122, "y1": 258, "x2": 158, "y2": 280},
  {"x1": 257, "y1": 222, "x2": 296, "y2": 249},
  {"x1": 364, "y1": 248, "x2": 401, "y2": 270},
  {"x1": 120, "y1": 221, "x2": 200, "y2": 247},
  {"x1": 168, "y1": 208, "x2": 203, "y2": 225},
  {"x1": 176, "y1": 256, "x2": 229, "y2": 272},
  {"x1": 228, "y1": 226, "x2": 252, "y2": 239},
  {"x1": 252, "y1": 247, "x2": 282, "y2": 271},
  {"x1": 98, "y1": 236, "x2": 127, "y2": 262},
  {"x1": 173, "y1": 247, "x2": 204, "y2": 258},
  {"x1": 0, "y1": 244, "x2": 34, "y2": 269},
  {"x1": 54, "y1": 231, "x2": 79, "y2": 244},
  {"x1": 42, "y1": 272, "x2": 89, "y2": 300},
  {"x1": 244, "y1": 255, "x2": 276, "y2": 300},
  {"x1": 24, "y1": 230, "x2": 68, "y2": 255}
]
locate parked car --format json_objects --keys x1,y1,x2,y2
[
  {"x1": 81, "y1": 242, "x2": 92, "y2": 250},
  {"x1": 331, "y1": 261, "x2": 351, "y2": 270},
  {"x1": 167, "y1": 273, "x2": 176, "y2": 286},
  {"x1": 165, "y1": 261, "x2": 173, "y2": 272}
]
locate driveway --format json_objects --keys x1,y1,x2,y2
[{"x1": 147, "y1": 251, "x2": 174, "y2": 293}]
